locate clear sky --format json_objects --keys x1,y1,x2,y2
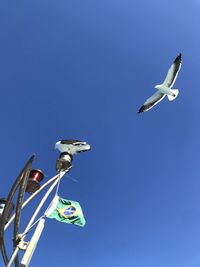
[{"x1": 0, "y1": 0, "x2": 200, "y2": 266}]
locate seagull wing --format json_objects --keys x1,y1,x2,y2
[
  {"x1": 163, "y1": 53, "x2": 182, "y2": 88},
  {"x1": 61, "y1": 140, "x2": 81, "y2": 144},
  {"x1": 138, "y1": 91, "x2": 166, "y2": 113}
]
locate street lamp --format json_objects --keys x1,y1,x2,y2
[{"x1": 0, "y1": 139, "x2": 91, "y2": 267}]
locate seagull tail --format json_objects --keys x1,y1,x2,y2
[{"x1": 167, "y1": 89, "x2": 179, "y2": 101}]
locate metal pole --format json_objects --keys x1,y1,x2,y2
[
  {"x1": 20, "y1": 218, "x2": 45, "y2": 267},
  {"x1": 22, "y1": 171, "x2": 65, "y2": 236},
  {"x1": 6, "y1": 247, "x2": 19, "y2": 267},
  {"x1": 0, "y1": 155, "x2": 35, "y2": 266},
  {"x1": 7, "y1": 171, "x2": 66, "y2": 267},
  {"x1": 13, "y1": 163, "x2": 31, "y2": 267},
  {"x1": 5, "y1": 174, "x2": 60, "y2": 231}
]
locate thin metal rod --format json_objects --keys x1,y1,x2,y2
[
  {"x1": 0, "y1": 155, "x2": 35, "y2": 266},
  {"x1": 7, "y1": 171, "x2": 66, "y2": 267},
  {"x1": 22, "y1": 171, "x2": 65, "y2": 236},
  {"x1": 5, "y1": 174, "x2": 59, "y2": 231},
  {"x1": 7, "y1": 247, "x2": 19, "y2": 267}
]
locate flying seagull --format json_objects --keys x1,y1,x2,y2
[{"x1": 138, "y1": 53, "x2": 182, "y2": 113}]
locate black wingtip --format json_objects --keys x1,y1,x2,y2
[
  {"x1": 173, "y1": 53, "x2": 182, "y2": 66},
  {"x1": 138, "y1": 107, "x2": 144, "y2": 114},
  {"x1": 175, "y1": 53, "x2": 182, "y2": 61},
  {"x1": 137, "y1": 110, "x2": 142, "y2": 114}
]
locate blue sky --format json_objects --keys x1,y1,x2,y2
[{"x1": 0, "y1": 0, "x2": 200, "y2": 266}]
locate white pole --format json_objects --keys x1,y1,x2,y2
[
  {"x1": 6, "y1": 247, "x2": 19, "y2": 267},
  {"x1": 20, "y1": 218, "x2": 45, "y2": 267}
]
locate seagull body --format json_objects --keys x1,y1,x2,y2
[
  {"x1": 55, "y1": 140, "x2": 91, "y2": 172},
  {"x1": 55, "y1": 140, "x2": 91, "y2": 155},
  {"x1": 138, "y1": 53, "x2": 182, "y2": 113}
]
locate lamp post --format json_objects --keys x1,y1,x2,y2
[{"x1": 0, "y1": 139, "x2": 91, "y2": 267}]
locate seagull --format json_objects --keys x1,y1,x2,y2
[
  {"x1": 138, "y1": 53, "x2": 182, "y2": 113},
  {"x1": 55, "y1": 140, "x2": 91, "y2": 155}
]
